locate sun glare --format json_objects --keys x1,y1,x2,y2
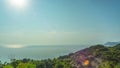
[
  {"x1": 8, "y1": 0, "x2": 29, "y2": 10},
  {"x1": 5, "y1": 45, "x2": 24, "y2": 48}
]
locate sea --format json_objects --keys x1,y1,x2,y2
[{"x1": 0, "y1": 45, "x2": 89, "y2": 63}]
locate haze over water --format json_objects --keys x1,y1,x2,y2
[{"x1": 0, "y1": 45, "x2": 88, "y2": 63}]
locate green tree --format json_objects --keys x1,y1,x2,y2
[
  {"x1": 16, "y1": 63, "x2": 36, "y2": 68},
  {"x1": 98, "y1": 61, "x2": 114, "y2": 68},
  {"x1": 36, "y1": 62, "x2": 46, "y2": 68},
  {"x1": 115, "y1": 63, "x2": 120, "y2": 68},
  {"x1": 3, "y1": 65, "x2": 13, "y2": 68},
  {"x1": 54, "y1": 63, "x2": 64, "y2": 68}
]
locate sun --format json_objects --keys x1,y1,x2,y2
[{"x1": 8, "y1": 0, "x2": 28, "y2": 10}]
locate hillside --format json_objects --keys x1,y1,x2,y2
[
  {"x1": 1, "y1": 44, "x2": 120, "y2": 68},
  {"x1": 104, "y1": 42, "x2": 120, "y2": 46}
]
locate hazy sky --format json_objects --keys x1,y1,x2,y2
[{"x1": 0, "y1": 0, "x2": 120, "y2": 45}]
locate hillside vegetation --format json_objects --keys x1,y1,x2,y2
[{"x1": 0, "y1": 44, "x2": 120, "y2": 68}]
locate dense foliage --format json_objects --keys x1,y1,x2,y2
[
  {"x1": 87, "y1": 44, "x2": 120, "y2": 68},
  {"x1": 94, "y1": 44, "x2": 120, "y2": 68},
  {"x1": 0, "y1": 58, "x2": 73, "y2": 68},
  {"x1": 0, "y1": 44, "x2": 120, "y2": 68}
]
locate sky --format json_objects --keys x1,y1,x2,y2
[{"x1": 0, "y1": 0, "x2": 120, "y2": 46}]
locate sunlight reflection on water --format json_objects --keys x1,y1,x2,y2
[{"x1": 0, "y1": 45, "x2": 88, "y2": 63}]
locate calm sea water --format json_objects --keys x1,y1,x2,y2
[{"x1": 0, "y1": 45, "x2": 89, "y2": 63}]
